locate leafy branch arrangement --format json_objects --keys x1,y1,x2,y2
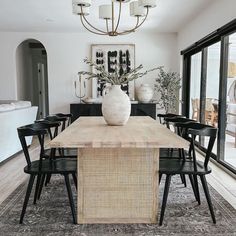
[
  {"x1": 78, "y1": 58, "x2": 161, "y2": 85},
  {"x1": 154, "y1": 67, "x2": 181, "y2": 113}
]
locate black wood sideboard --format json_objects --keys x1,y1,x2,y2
[{"x1": 70, "y1": 103, "x2": 156, "y2": 122}]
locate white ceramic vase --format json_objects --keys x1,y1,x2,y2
[
  {"x1": 136, "y1": 84, "x2": 154, "y2": 103},
  {"x1": 102, "y1": 85, "x2": 131, "y2": 126}
]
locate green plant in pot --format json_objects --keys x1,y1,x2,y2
[
  {"x1": 154, "y1": 67, "x2": 182, "y2": 114},
  {"x1": 78, "y1": 58, "x2": 160, "y2": 126}
]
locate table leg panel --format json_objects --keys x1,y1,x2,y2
[{"x1": 77, "y1": 148, "x2": 159, "y2": 224}]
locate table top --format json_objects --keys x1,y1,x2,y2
[{"x1": 49, "y1": 116, "x2": 189, "y2": 149}]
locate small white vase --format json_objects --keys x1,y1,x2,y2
[
  {"x1": 102, "y1": 85, "x2": 131, "y2": 126},
  {"x1": 136, "y1": 84, "x2": 154, "y2": 103}
]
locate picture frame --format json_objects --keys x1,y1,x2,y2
[{"x1": 91, "y1": 44, "x2": 135, "y2": 99}]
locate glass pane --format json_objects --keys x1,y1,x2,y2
[
  {"x1": 225, "y1": 32, "x2": 236, "y2": 168},
  {"x1": 190, "y1": 52, "x2": 202, "y2": 122},
  {"x1": 203, "y1": 42, "x2": 221, "y2": 153}
]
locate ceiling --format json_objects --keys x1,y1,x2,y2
[{"x1": 0, "y1": 0, "x2": 216, "y2": 33}]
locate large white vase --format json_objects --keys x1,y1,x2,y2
[{"x1": 102, "y1": 85, "x2": 131, "y2": 126}]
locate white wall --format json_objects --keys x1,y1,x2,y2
[
  {"x1": 178, "y1": 0, "x2": 236, "y2": 52},
  {"x1": 0, "y1": 31, "x2": 178, "y2": 114}
]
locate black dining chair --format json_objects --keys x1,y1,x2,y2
[
  {"x1": 37, "y1": 114, "x2": 77, "y2": 187},
  {"x1": 157, "y1": 113, "x2": 184, "y2": 126},
  {"x1": 160, "y1": 117, "x2": 196, "y2": 160},
  {"x1": 159, "y1": 122, "x2": 217, "y2": 226},
  {"x1": 158, "y1": 114, "x2": 186, "y2": 159},
  {"x1": 160, "y1": 117, "x2": 197, "y2": 187},
  {"x1": 162, "y1": 117, "x2": 197, "y2": 159},
  {"x1": 55, "y1": 113, "x2": 73, "y2": 130},
  {"x1": 36, "y1": 115, "x2": 77, "y2": 159},
  {"x1": 54, "y1": 113, "x2": 77, "y2": 158},
  {"x1": 35, "y1": 115, "x2": 77, "y2": 187},
  {"x1": 44, "y1": 115, "x2": 68, "y2": 132},
  {"x1": 164, "y1": 116, "x2": 195, "y2": 131},
  {"x1": 17, "y1": 123, "x2": 77, "y2": 224}
]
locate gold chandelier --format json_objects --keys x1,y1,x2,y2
[{"x1": 72, "y1": 0, "x2": 157, "y2": 36}]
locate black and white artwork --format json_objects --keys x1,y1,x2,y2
[{"x1": 91, "y1": 44, "x2": 135, "y2": 99}]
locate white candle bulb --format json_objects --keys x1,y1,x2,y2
[
  {"x1": 99, "y1": 5, "x2": 112, "y2": 20},
  {"x1": 73, "y1": 5, "x2": 90, "y2": 15},
  {"x1": 130, "y1": 1, "x2": 145, "y2": 17}
]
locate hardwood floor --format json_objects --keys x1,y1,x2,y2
[
  {"x1": 197, "y1": 152, "x2": 236, "y2": 209},
  {"x1": 0, "y1": 141, "x2": 236, "y2": 209}
]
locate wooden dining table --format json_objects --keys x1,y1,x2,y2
[{"x1": 49, "y1": 116, "x2": 189, "y2": 224}]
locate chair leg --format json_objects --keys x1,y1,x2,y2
[
  {"x1": 37, "y1": 174, "x2": 46, "y2": 200},
  {"x1": 193, "y1": 175, "x2": 201, "y2": 205},
  {"x1": 189, "y1": 174, "x2": 200, "y2": 204},
  {"x1": 45, "y1": 174, "x2": 51, "y2": 186},
  {"x1": 20, "y1": 175, "x2": 35, "y2": 224},
  {"x1": 180, "y1": 174, "x2": 187, "y2": 187},
  {"x1": 33, "y1": 174, "x2": 41, "y2": 204},
  {"x1": 58, "y1": 148, "x2": 63, "y2": 157},
  {"x1": 64, "y1": 174, "x2": 77, "y2": 224},
  {"x1": 72, "y1": 173, "x2": 77, "y2": 190},
  {"x1": 200, "y1": 175, "x2": 216, "y2": 224},
  {"x1": 178, "y1": 149, "x2": 182, "y2": 159},
  {"x1": 159, "y1": 174, "x2": 172, "y2": 226},
  {"x1": 159, "y1": 173, "x2": 162, "y2": 184},
  {"x1": 181, "y1": 149, "x2": 186, "y2": 161},
  {"x1": 188, "y1": 148, "x2": 192, "y2": 160}
]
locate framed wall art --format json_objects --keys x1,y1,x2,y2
[{"x1": 91, "y1": 44, "x2": 135, "y2": 99}]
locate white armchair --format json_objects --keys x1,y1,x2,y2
[{"x1": 0, "y1": 103, "x2": 38, "y2": 163}]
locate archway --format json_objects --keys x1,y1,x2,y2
[{"x1": 15, "y1": 39, "x2": 49, "y2": 119}]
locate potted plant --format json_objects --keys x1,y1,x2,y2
[
  {"x1": 78, "y1": 58, "x2": 160, "y2": 126},
  {"x1": 154, "y1": 67, "x2": 182, "y2": 114}
]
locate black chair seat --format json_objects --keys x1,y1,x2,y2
[
  {"x1": 24, "y1": 159, "x2": 77, "y2": 174},
  {"x1": 160, "y1": 159, "x2": 211, "y2": 175}
]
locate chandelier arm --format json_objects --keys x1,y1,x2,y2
[
  {"x1": 80, "y1": 6, "x2": 107, "y2": 34},
  {"x1": 132, "y1": 7, "x2": 150, "y2": 30},
  {"x1": 137, "y1": 17, "x2": 140, "y2": 26},
  {"x1": 80, "y1": 15, "x2": 108, "y2": 35},
  {"x1": 114, "y1": 1, "x2": 122, "y2": 33},
  {"x1": 117, "y1": 7, "x2": 149, "y2": 35},
  {"x1": 106, "y1": 19, "x2": 109, "y2": 33}
]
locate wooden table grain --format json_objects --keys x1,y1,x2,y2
[{"x1": 50, "y1": 116, "x2": 189, "y2": 224}]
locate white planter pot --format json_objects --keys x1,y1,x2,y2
[
  {"x1": 136, "y1": 84, "x2": 154, "y2": 103},
  {"x1": 102, "y1": 85, "x2": 131, "y2": 126}
]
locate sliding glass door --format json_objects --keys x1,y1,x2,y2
[
  {"x1": 204, "y1": 43, "x2": 221, "y2": 154},
  {"x1": 190, "y1": 52, "x2": 201, "y2": 122},
  {"x1": 224, "y1": 32, "x2": 236, "y2": 169},
  {"x1": 181, "y1": 19, "x2": 236, "y2": 173}
]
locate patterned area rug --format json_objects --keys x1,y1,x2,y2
[{"x1": 0, "y1": 175, "x2": 235, "y2": 236}]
